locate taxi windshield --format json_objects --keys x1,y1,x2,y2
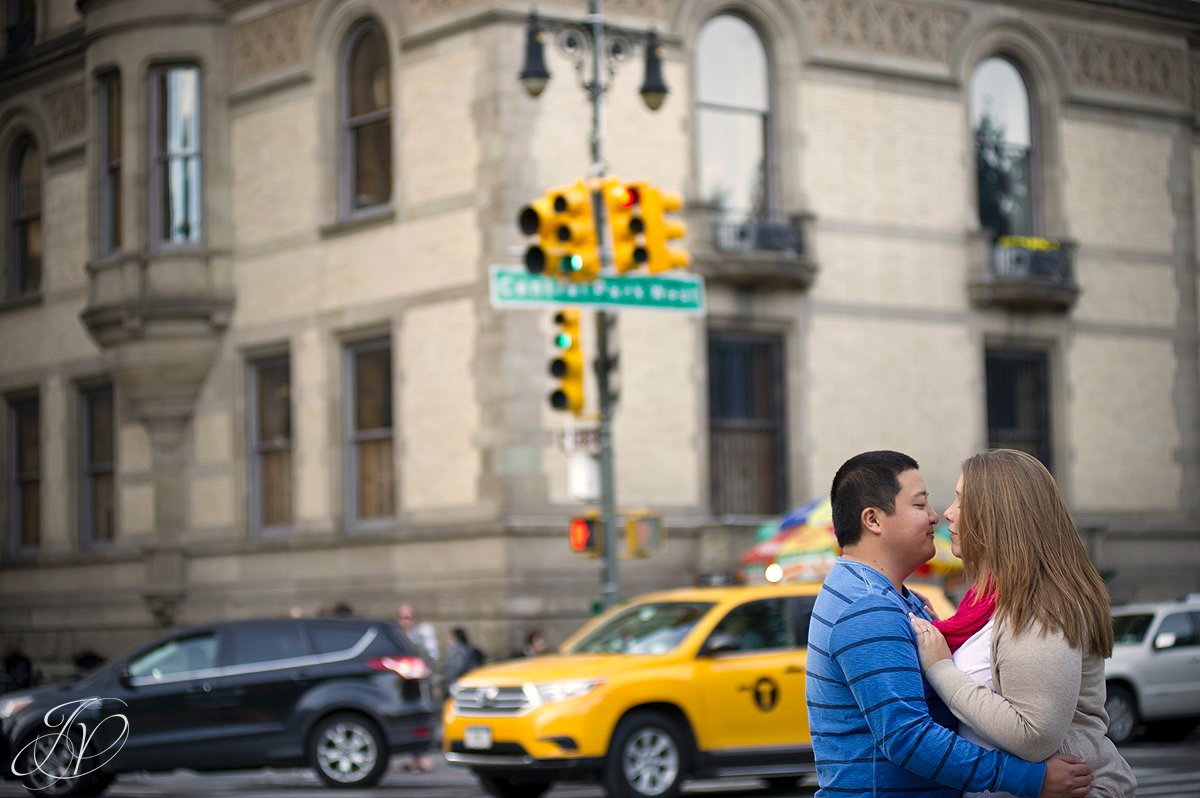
[{"x1": 567, "y1": 601, "x2": 714, "y2": 655}]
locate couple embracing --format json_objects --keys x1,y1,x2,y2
[{"x1": 806, "y1": 449, "x2": 1136, "y2": 798}]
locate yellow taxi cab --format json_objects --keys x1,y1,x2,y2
[{"x1": 444, "y1": 582, "x2": 953, "y2": 798}]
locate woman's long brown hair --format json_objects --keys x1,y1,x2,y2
[{"x1": 958, "y1": 449, "x2": 1114, "y2": 658}]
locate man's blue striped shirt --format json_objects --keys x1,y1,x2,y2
[{"x1": 805, "y1": 559, "x2": 1045, "y2": 797}]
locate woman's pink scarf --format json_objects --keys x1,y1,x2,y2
[{"x1": 933, "y1": 586, "x2": 997, "y2": 653}]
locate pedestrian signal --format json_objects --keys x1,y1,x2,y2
[
  {"x1": 625, "y1": 512, "x2": 664, "y2": 557},
  {"x1": 569, "y1": 514, "x2": 602, "y2": 556}
]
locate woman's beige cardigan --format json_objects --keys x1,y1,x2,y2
[{"x1": 926, "y1": 620, "x2": 1136, "y2": 798}]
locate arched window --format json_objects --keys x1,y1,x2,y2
[
  {"x1": 971, "y1": 57, "x2": 1033, "y2": 239},
  {"x1": 8, "y1": 135, "x2": 41, "y2": 298},
  {"x1": 341, "y1": 21, "x2": 392, "y2": 214},
  {"x1": 696, "y1": 14, "x2": 770, "y2": 224}
]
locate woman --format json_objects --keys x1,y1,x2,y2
[{"x1": 909, "y1": 449, "x2": 1135, "y2": 797}]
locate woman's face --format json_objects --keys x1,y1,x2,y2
[{"x1": 944, "y1": 473, "x2": 964, "y2": 560}]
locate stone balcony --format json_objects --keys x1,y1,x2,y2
[
  {"x1": 968, "y1": 234, "x2": 1080, "y2": 312},
  {"x1": 687, "y1": 205, "x2": 818, "y2": 290}
]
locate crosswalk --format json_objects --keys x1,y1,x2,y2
[{"x1": 1121, "y1": 740, "x2": 1200, "y2": 798}]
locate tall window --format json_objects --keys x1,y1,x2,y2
[
  {"x1": 7, "y1": 135, "x2": 41, "y2": 298},
  {"x1": 985, "y1": 347, "x2": 1051, "y2": 471},
  {"x1": 696, "y1": 15, "x2": 770, "y2": 223},
  {"x1": 80, "y1": 383, "x2": 115, "y2": 547},
  {"x1": 708, "y1": 331, "x2": 787, "y2": 516},
  {"x1": 150, "y1": 64, "x2": 202, "y2": 246},
  {"x1": 341, "y1": 21, "x2": 392, "y2": 213},
  {"x1": 249, "y1": 354, "x2": 292, "y2": 532},
  {"x1": 4, "y1": 0, "x2": 35, "y2": 54},
  {"x1": 971, "y1": 57, "x2": 1033, "y2": 240},
  {"x1": 8, "y1": 393, "x2": 39, "y2": 551},
  {"x1": 347, "y1": 340, "x2": 394, "y2": 523},
  {"x1": 99, "y1": 71, "x2": 122, "y2": 255}
]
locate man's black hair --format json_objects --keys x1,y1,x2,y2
[{"x1": 830, "y1": 450, "x2": 919, "y2": 547}]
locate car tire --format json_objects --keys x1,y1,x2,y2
[
  {"x1": 603, "y1": 710, "x2": 689, "y2": 798},
  {"x1": 14, "y1": 730, "x2": 112, "y2": 798},
  {"x1": 1104, "y1": 683, "x2": 1138, "y2": 745},
  {"x1": 307, "y1": 712, "x2": 389, "y2": 788},
  {"x1": 476, "y1": 773, "x2": 553, "y2": 798}
]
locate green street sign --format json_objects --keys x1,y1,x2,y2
[{"x1": 489, "y1": 266, "x2": 706, "y2": 315}]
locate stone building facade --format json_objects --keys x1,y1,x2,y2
[{"x1": 1, "y1": 0, "x2": 1198, "y2": 669}]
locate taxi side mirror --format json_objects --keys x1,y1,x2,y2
[{"x1": 700, "y1": 632, "x2": 742, "y2": 657}]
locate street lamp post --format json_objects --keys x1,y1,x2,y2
[{"x1": 519, "y1": 1, "x2": 668, "y2": 607}]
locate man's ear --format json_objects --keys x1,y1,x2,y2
[{"x1": 861, "y1": 506, "x2": 884, "y2": 537}]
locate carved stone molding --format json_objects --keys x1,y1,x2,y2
[
  {"x1": 42, "y1": 82, "x2": 85, "y2": 140},
  {"x1": 799, "y1": 0, "x2": 967, "y2": 62},
  {"x1": 233, "y1": 0, "x2": 318, "y2": 83},
  {"x1": 1053, "y1": 29, "x2": 1184, "y2": 102}
]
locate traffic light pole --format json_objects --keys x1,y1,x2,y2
[{"x1": 584, "y1": 0, "x2": 621, "y2": 608}]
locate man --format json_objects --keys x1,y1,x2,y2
[
  {"x1": 806, "y1": 450, "x2": 1092, "y2": 798},
  {"x1": 396, "y1": 603, "x2": 439, "y2": 773}
]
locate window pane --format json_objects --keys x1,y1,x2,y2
[
  {"x1": 986, "y1": 349, "x2": 1051, "y2": 471},
  {"x1": 708, "y1": 333, "x2": 786, "y2": 515},
  {"x1": 353, "y1": 118, "x2": 392, "y2": 209},
  {"x1": 972, "y1": 58, "x2": 1032, "y2": 238},
  {"x1": 16, "y1": 399, "x2": 39, "y2": 472},
  {"x1": 102, "y1": 74, "x2": 122, "y2": 252},
  {"x1": 88, "y1": 388, "x2": 114, "y2": 464},
  {"x1": 129, "y1": 634, "x2": 217, "y2": 680},
  {"x1": 971, "y1": 58, "x2": 1030, "y2": 148},
  {"x1": 712, "y1": 599, "x2": 795, "y2": 652},
  {"x1": 155, "y1": 67, "x2": 202, "y2": 244},
  {"x1": 90, "y1": 471, "x2": 115, "y2": 544},
  {"x1": 697, "y1": 15, "x2": 767, "y2": 110},
  {"x1": 256, "y1": 359, "x2": 291, "y2": 445},
  {"x1": 225, "y1": 625, "x2": 308, "y2": 666},
  {"x1": 698, "y1": 108, "x2": 766, "y2": 221},
  {"x1": 260, "y1": 449, "x2": 292, "y2": 526},
  {"x1": 308, "y1": 624, "x2": 369, "y2": 654},
  {"x1": 357, "y1": 436, "x2": 394, "y2": 518},
  {"x1": 16, "y1": 141, "x2": 41, "y2": 216},
  {"x1": 354, "y1": 347, "x2": 392, "y2": 431},
  {"x1": 349, "y1": 26, "x2": 390, "y2": 117},
  {"x1": 20, "y1": 481, "x2": 39, "y2": 548}
]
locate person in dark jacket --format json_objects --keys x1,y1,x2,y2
[{"x1": 444, "y1": 627, "x2": 484, "y2": 690}]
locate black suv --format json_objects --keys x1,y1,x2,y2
[{"x1": 1, "y1": 617, "x2": 435, "y2": 796}]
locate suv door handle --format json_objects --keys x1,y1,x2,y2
[{"x1": 187, "y1": 682, "x2": 212, "y2": 694}]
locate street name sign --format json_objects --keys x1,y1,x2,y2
[{"x1": 489, "y1": 266, "x2": 706, "y2": 315}]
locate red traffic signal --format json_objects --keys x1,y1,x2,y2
[{"x1": 568, "y1": 515, "x2": 602, "y2": 556}]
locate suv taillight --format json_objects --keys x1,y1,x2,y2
[{"x1": 367, "y1": 656, "x2": 431, "y2": 680}]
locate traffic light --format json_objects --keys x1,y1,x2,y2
[
  {"x1": 518, "y1": 182, "x2": 600, "y2": 281},
  {"x1": 553, "y1": 181, "x2": 601, "y2": 282},
  {"x1": 549, "y1": 309, "x2": 584, "y2": 414},
  {"x1": 602, "y1": 178, "x2": 648, "y2": 273},
  {"x1": 568, "y1": 512, "x2": 602, "y2": 556},
  {"x1": 518, "y1": 189, "x2": 565, "y2": 277},
  {"x1": 625, "y1": 512, "x2": 664, "y2": 558},
  {"x1": 640, "y1": 184, "x2": 690, "y2": 273}
]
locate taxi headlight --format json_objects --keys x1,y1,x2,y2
[
  {"x1": 0, "y1": 696, "x2": 33, "y2": 719},
  {"x1": 524, "y1": 678, "x2": 605, "y2": 706}
]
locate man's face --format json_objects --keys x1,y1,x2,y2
[
  {"x1": 397, "y1": 607, "x2": 415, "y2": 630},
  {"x1": 877, "y1": 468, "x2": 939, "y2": 568}
]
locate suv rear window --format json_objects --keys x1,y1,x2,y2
[{"x1": 1112, "y1": 613, "x2": 1154, "y2": 644}]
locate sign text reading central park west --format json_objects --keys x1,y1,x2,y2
[{"x1": 489, "y1": 266, "x2": 706, "y2": 315}]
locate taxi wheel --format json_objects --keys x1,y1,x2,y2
[
  {"x1": 603, "y1": 710, "x2": 689, "y2": 798},
  {"x1": 476, "y1": 774, "x2": 552, "y2": 798}
]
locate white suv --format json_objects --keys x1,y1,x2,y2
[{"x1": 1105, "y1": 598, "x2": 1200, "y2": 743}]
